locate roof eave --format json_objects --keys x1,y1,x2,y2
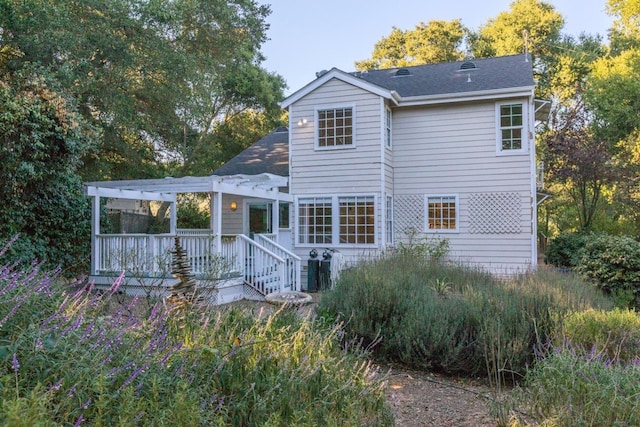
[{"x1": 395, "y1": 85, "x2": 535, "y2": 107}]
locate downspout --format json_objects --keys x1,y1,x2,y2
[{"x1": 529, "y1": 91, "x2": 538, "y2": 269}]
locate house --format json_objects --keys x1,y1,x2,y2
[
  {"x1": 282, "y1": 54, "x2": 546, "y2": 277},
  {"x1": 84, "y1": 54, "x2": 546, "y2": 302}
]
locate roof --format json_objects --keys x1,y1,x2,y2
[
  {"x1": 282, "y1": 54, "x2": 534, "y2": 107},
  {"x1": 212, "y1": 126, "x2": 289, "y2": 177},
  {"x1": 356, "y1": 55, "x2": 534, "y2": 98}
]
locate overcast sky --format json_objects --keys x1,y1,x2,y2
[{"x1": 261, "y1": 0, "x2": 613, "y2": 95}]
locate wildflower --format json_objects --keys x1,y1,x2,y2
[
  {"x1": 12, "y1": 353, "x2": 19, "y2": 373},
  {"x1": 48, "y1": 378, "x2": 63, "y2": 393},
  {"x1": 73, "y1": 414, "x2": 84, "y2": 427}
]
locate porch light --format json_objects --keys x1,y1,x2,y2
[
  {"x1": 230, "y1": 201, "x2": 238, "y2": 211},
  {"x1": 297, "y1": 118, "x2": 308, "y2": 126}
]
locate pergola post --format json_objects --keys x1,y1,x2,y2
[
  {"x1": 169, "y1": 200, "x2": 177, "y2": 234},
  {"x1": 212, "y1": 192, "x2": 222, "y2": 254},
  {"x1": 271, "y1": 197, "x2": 280, "y2": 240},
  {"x1": 90, "y1": 195, "x2": 100, "y2": 276}
]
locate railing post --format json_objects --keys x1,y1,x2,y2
[{"x1": 147, "y1": 235, "x2": 156, "y2": 275}]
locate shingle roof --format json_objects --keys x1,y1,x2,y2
[
  {"x1": 353, "y1": 54, "x2": 534, "y2": 98},
  {"x1": 212, "y1": 126, "x2": 289, "y2": 177}
]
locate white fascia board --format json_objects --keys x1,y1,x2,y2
[
  {"x1": 396, "y1": 86, "x2": 535, "y2": 107},
  {"x1": 281, "y1": 68, "x2": 396, "y2": 109},
  {"x1": 85, "y1": 186, "x2": 176, "y2": 202},
  {"x1": 210, "y1": 181, "x2": 293, "y2": 201}
]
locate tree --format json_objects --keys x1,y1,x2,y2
[
  {"x1": 544, "y1": 102, "x2": 619, "y2": 231},
  {"x1": 0, "y1": 70, "x2": 96, "y2": 274},
  {"x1": 355, "y1": 20, "x2": 467, "y2": 70},
  {"x1": 0, "y1": 0, "x2": 285, "y2": 181}
]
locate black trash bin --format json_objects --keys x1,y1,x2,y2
[
  {"x1": 307, "y1": 249, "x2": 320, "y2": 292},
  {"x1": 319, "y1": 249, "x2": 332, "y2": 291}
]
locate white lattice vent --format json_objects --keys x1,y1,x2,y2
[
  {"x1": 394, "y1": 195, "x2": 425, "y2": 238},
  {"x1": 469, "y1": 192, "x2": 521, "y2": 234}
]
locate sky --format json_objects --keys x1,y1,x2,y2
[{"x1": 261, "y1": 0, "x2": 614, "y2": 95}]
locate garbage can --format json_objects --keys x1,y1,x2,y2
[
  {"x1": 307, "y1": 249, "x2": 320, "y2": 292},
  {"x1": 319, "y1": 249, "x2": 332, "y2": 291}
]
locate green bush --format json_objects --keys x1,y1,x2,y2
[
  {"x1": 560, "y1": 308, "x2": 640, "y2": 363},
  {"x1": 318, "y1": 249, "x2": 612, "y2": 381},
  {"x1": 544, "y1": 232, "x2": 590, "y2": 268},
  {"x1": 0, "y1": 251, "x2": 393, "y2": 426},
  {"x1": 577, "y1": 234, "x2": 640, "y2": 305},
  {"x1": 515, "y1": 350, "x2": 640, "y2": 426}
]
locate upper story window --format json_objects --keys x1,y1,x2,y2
[
  {"x1": 425, "y1": 195, "x2": 459, "y2": 233},
  {"x1": 496, "y1": 102, "x2": 527, "y2": 155},
  {"x1": 316, "y1": 106, "x2": 354, "y2": 149},
  {"x1": 385, "y1": 107, "x2": 392, "y2": 148}
]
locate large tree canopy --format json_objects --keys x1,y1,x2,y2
[
  {"x1": 0, "y1": 0, "x2": 286, "y2": 181},
  {"x1": 355, "y1": 20, "x2": 467, "y2": 70}
]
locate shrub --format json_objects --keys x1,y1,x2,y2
[
  {"x1": 318, "y1": 249, "x2": 612, "y2": 381},
  {"x1": 544, "y1": 232, "x2": 590, "y2": 268},
  {"x1": 560, "y1": 308, "x2": 640, "y2": 363},
  {"x1": 577, "y1": 234, "x2": 640, "y2": 305},
  {"x1": 0, "y1": 242, "x2": 393, "y2": 426},
  {"x1": 514, "y1": 349, "x2": 640, "y2": 426}
]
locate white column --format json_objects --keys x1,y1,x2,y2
[
  {"x1": 212, "y1": 192, "x2": 222, "y2": 254},
  {"x1": 169, "y1": 200, "x2": 177, "y2": 234},
  {"x1": 90, "y1": 195, "x2": 100, "y2": 275},
  {"x1": 271, "y1": 199, "x2": 279, "y2": 240}
]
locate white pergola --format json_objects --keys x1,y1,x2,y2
[{"x1": 85, "y1": 173, "x2": 293, "y2": 275}]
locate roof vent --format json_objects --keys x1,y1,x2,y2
[
  {"x1": 395, "y1": 68, "x2": 411, "y2": 76},
  {"x1": 459, "y1": 61, "x2": 477, "y2": 70},
  {"x1": 315, "y1": 69, "x2": 329, "y2": 78}
]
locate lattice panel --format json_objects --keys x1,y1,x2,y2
[
  {"x1": 394, "y1": 195, "x2": 425, "y2": 238},
  {"x1": 469, "y1": 193, "x2": 521, "y2": 234}
]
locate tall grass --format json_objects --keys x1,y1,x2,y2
[
  {"x1": 0, "y1": 237, "x2": 393, "y2": 426},
  {"x1": 317, "y1": 249, "x2": 612, "y2": 383}
]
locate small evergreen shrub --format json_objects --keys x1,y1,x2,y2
[
  {"x1": 560, "y1": 308, "x2": 640, "y2": 363},
  {"x1": 544, "y1": 232, "x2": 590, "y2": 268},
  {"x1": 515, "y1": 349, "x2": 640, "y2": 426},
  {"x1": 577, "y1": 234, "x2": 640, "y2": 305}
]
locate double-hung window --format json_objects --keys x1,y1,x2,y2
[
  {"x1": 316, "y1": 106, "x2": 354, "y2": 148},
  {"x1": 496, "y1": 102, "x2": 526, "y2": 154},
  {"x1": 385, "y1": 107, "x2": 392, "y2": 148},
  {"x1": 297, "y1": 195, "x2": 376, "y2": 245},
  {"x1": 425, "y1": 195, "x2": 458, "y2": 233}
]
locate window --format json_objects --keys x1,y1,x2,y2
[
  {"x1": 298, "y1": 198, "x2": 332, "y2": 244},
  {"x1": 386, "y1": 196, "x2": 393, "y2": 244},
  {"x1": 297, "y1": 195, "x2": 376, "y2": 245},
  {"x1": 385, "y1": 108, "x2": 392, "y2": 148},
  {"x1": 317, "y1": 106, "x2": 353, "y2": 148},
  {"x1": 339, "y1": 196, "x2": 375, "y2": 244},
  {"x1": 425, "y1": 195, "x2": 458, "y2": 232},
  {"x1": 497, "y1": 103, "x2": 525, "y2": 153}
]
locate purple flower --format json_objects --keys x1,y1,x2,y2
[
  {"x1": 73, "y1": 414, "x2": 84, "y2": 427},
  {"x1": 12, "y1": 353, "x2": 19, "y2": 373},
  {"x1": 81, "y1": 398, "x2": 92, "y2": 409},
  {"x1": 48, "y1": 378, "x2": 63, "y2": 393},
  {"x1": 67, "y1": 384, "x2": 77, "y2": 398}
]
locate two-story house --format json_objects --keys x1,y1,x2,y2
[
  {"x1": 85, "y1": 54, "x2": 543, "y2": 301},
  {"x1": 282, "y1": 54, "x2": 540, "y2": 276}
]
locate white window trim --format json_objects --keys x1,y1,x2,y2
[
  {"x1": 424, "y1": 194, "x2": 459, "y2": 234},
  {"x1": 495, "y1": 101, "x2": 528, "y2": 156},
  {"x1": 385, "y1": 107, "x2": 392, "y2": 149},
  {"x1": 314, "y1": 104, "x2": 356, "y2": 151},
  {"x1": 295, "y1": 194, "x2": 378, "y2": 248}
]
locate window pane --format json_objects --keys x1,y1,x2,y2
[
  {"x1": 317, "y1": 107, "x2": 353, "y2": 147},
  {"x1": 339, "y1": 196, "x2": 374, "y2": 244},
  {"x1": 427, "y1": 196, "x2": 456, "y2": 230}
]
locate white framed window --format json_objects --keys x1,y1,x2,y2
[
  {"x1": 496, "y1": 102, "x2": 527, "y2": 155},
  {"x1": 297, "y1": 195, "x2": 376, "y2": 246},
  {"x1": 425, "y1": 195, "x2": 459, "y2": 233},
  {"x1": 315, "y1": 105, "x2": 355, "y2": 149},
  {"x1": 385, "y1": 107, "x2": 392, "y2": 148},
  {"x1": 298, "y1": 197, "x2": 332, "y2": 244},
  {"x1": 386, "y1": 195, "x2": 393, "y2": 245}
]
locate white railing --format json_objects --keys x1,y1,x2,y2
[
  {"x1": 254, "y1": 234, "x2": 301, "y2": 292},
  {"x1": 236, "y1": 235, "x2": 287, "y2": 295},
  {"x1": 94, "y1": 233, "x2": 298, "y2": 297}
]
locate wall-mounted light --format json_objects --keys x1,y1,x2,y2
[
  {"x1": 297, "y1": 118, "x2": 308, "y2": 127},
  {"x1": 230, "y1": 201, "x2": 238, "y2": 211}
]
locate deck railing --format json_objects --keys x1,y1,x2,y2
[
  {"x1": 254, "y1": 234, "x2": 301, "y2": 292},
  {"x1": 94, "y1": 233, "x2": 296, "y2": 296}
]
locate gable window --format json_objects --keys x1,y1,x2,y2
[
  {"x1": 385, "y1": 108, "x2": 392, "y2": 148},
  {"x1": 425, "y1": 195, "x2": 458, "y2": 233},
  {"x1": 297, "y1": 195, "x2": 376, "y2": 246},
  {"x1": 496, "y1": 103, "x2": 526, "y2": 154},
  {"x1": 317, "y1": 106, "x2": 354, "y2": 148}
]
